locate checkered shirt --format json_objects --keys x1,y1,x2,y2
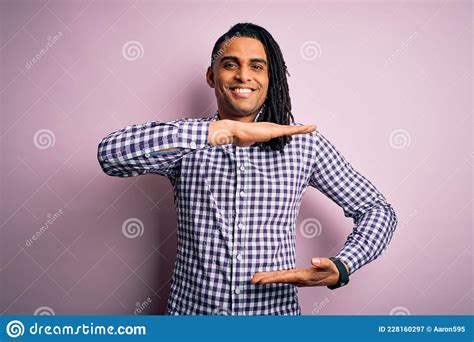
[{"x1": 97, "y1": 110, "x2": 397, "y2": 315}]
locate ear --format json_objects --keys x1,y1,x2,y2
[{"x1": 206, "y1": 66, "x2": 215, "y2": 88}]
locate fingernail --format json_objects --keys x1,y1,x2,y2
[{"x1": 312, "y1": 257, "x2": 320, "y2": 265}]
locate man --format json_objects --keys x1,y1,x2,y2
[{"x1": 97, "y1": 23, "x2": 397, "y2": 315}]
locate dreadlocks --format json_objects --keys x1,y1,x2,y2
[{"x1": 210, "y1": 23, "x2": 294, "y2": 153}]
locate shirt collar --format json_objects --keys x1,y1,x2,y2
[{"x1": 213, "y1": 105, "x2": 265, "y2": 122}]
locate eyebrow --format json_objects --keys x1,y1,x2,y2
[{"x1": 220, "y1": 55, "x2": 267, "y2": 65}]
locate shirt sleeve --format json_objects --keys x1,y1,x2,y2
[
  {"x1": 97, "y1": 118, "x2": 211, "y2": 180},
  {"x1": 307, "y1": 130, "x2": 398, "y2": 276}
]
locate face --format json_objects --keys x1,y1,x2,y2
[{"x1": 207, "y1": 37, "x2": 269, "y2": 120}]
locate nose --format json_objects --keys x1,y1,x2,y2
[{"x1": 235, "y1": 66, "x2": 251, "y2": 82}]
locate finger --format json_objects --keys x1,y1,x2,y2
[
  {"x1": 258, "y1": 272, "x2": 300, "y2": 284},
  {"x1": 285, "y1": 124, "x2": 316, "y2": 133},
  {"x1": 259, "y1": 269, "x2": 316, "y2": 284},
  {"x1": 252, "y1": 271, "x2": 282, "y2": 283},
  {"x1": 251, "y1": 271, "x2": 279, "y2": 283},
  {"x1": 253, "y1": 268, "x2": 302, "y2": 278},
  {"x1": 282, "y1": 125, "x2": 317, "y2": 137},
  {"x1": 252, "y1": 269, "x2": 302, "y2": 283},
  {"x1": 251, "y1": 273, "x2": 266, "y2": 284},
  {"x1": 302, "y1": 124, "x2": 317, "y2": 132}
]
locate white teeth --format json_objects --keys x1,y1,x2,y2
[{"x1": 233, "y1": 88, "x2": 252, "y2": 93}]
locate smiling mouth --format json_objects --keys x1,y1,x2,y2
[{"x1": 229, "y1": 86, "x2": 257, "y2": 99}]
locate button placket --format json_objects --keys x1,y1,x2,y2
[
  {"x1": 232, "y1": 146, "x2": 248, "y2": 313},
  {"x1": 233, "y1": 147, "x2": 252, "y2": 313},
  {"x1": 241, "y1": 147, "x2": 252, "y2": 313}
]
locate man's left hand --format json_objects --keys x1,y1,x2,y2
[{"x1": 251, "y1": 257, "x2": 349, "y2": 287}]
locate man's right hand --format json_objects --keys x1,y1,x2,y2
[{"x1": 208, "y1": 119, "x2": 317, "y2": 147}]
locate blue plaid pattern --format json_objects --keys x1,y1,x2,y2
[{"x1": 97, "y1": 110, "x2": 397, "y2": 315}]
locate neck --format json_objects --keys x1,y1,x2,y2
[
  {"x1": 217, "y1": 106, "x2": 264, "y2": 123},
  {"x1": 218, "y1": 112, "x2": 257, "y2": 123}
]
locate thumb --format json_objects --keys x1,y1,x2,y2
[
  {"x1": 311, "y1": 257, "x2": 333, "y2": 269},
  {"x1": 311, "y1": 257, "x2": 323, "y2": 268}
]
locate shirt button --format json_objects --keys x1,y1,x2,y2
[
  {"x1": 238, "y1": 223, "x2": 243, "y2": 229},
  {"x1": 236, "y1": 254, "x2": 242, "y2": 261},
  {"x1": 144, "y1": 153, "x2": 150, "y2": 158},
  {"x1": 240, "y1": 191, "x2": 246, "y2": 197},
  {"x1": 189, "y1": 141, "x2": 196, "y2": 149},
  {"x1": 239, "y1": 165, "x2": 246, "y2": 172},
  {"x1": 234, "y1": 287, "x2": 241, "y2": 294}
]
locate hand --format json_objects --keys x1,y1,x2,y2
[
  {"x1": 251, "y1": 257, "x2": 349, "y2": 287},
  {"x1": 208, "y1": 120, "x2": 316, "y2": 147}
]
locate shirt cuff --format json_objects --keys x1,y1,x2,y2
[
  {"x1": 333, "y1": 251, "x2": 354, "y2": 276},
  {"x1": 176, "y1": 120, "x2": 211, "y2": 150},
  {"x1": 144, "y1": 120, "x2": 211, "y2": 156}
]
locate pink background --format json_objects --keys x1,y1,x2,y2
[{"x1": 1, "y1": 0, "x2": 472, "y2": 315}]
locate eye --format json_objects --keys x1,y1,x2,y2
[
  {"x1": 224, "y1": 62, "x2": 238, "y2": 69},
  {"x1": 251, "y1": 64, "x2": 264, "y2": 70}
]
